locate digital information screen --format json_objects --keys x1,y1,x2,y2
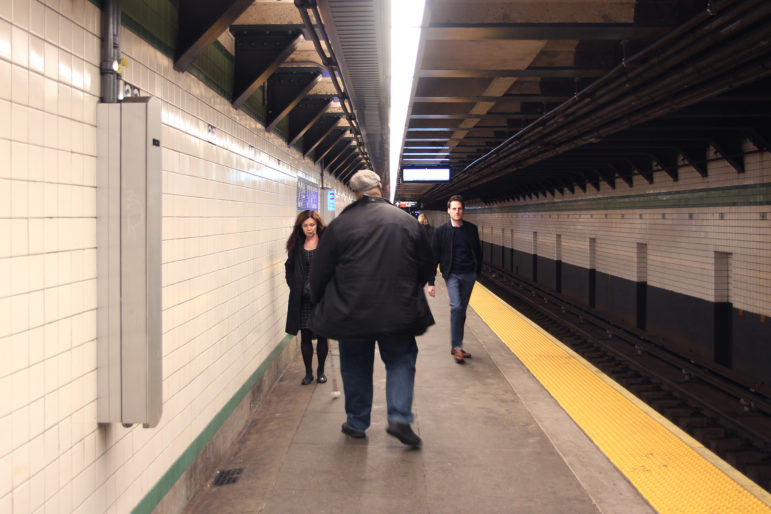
[{"x1": 402, "y1": 167, "x2": 451, "y2": 182}]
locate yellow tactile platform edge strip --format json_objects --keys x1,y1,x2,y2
[{"x1": 470, "y1": 283, "x2": 771, "y2": 514}]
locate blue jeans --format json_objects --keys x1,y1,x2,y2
[
  {"x1": 338, "y1": 337, "x2": 418, "y2": 431},
  {"x1": 445, "y1": 271, "x2": 477, "y2": 348}
]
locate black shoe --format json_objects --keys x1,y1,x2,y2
[
  {"x1": 300, "y1": 374, "x2": 314, "y2": 385},
  {"x1": 341, "y1": 423, "x2": 366, "y2": 439},
  {"x1": 316, "y1": 373, "x2": 327, "y2": 383},
  {"x1": 386, "y1": 423, "x2": 421, "y2": 448}
]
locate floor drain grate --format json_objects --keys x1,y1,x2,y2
[{"x1": 212, "y1": 468, "x2": 243, "y2": 486}]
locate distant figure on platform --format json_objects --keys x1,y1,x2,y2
[
  {"x1": 285, "y1": 210, "x2": 329, "y2": 385},
  {"x1": 310, "y1": 170, "x2": 435, "y2": 447},
  {"x1": 417, "y1": 213, "x2": 433, "y2": 243},
  {"x1": 427, "y1": 195, "x2": 482, "y2": 364}
]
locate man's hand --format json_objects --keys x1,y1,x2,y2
[{"x1": 427, "y1": 285, "x2": 435, "y2": 297}]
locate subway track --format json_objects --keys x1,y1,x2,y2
[{"x1": 479, "y1": 266, "x2": 771, "y2": 494}]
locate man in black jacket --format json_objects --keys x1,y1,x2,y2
[
  {"x1": 427, "y1": 195, "x2": 482, "y2": 363},
  {"x1": 310, "y1": 170, "x2": 435, "y2": 447}
]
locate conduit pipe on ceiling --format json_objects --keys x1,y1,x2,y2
[
  {"x1": 295, "y1": 0, "x2": 373, "y2": 174},
  {"x1": 426, "y1": 0, "x2": 770, "y2": 200},
  {"x1": 100, "y1": 0, "x2": 122, "y2": 103},
  {"x1": 476, "y1": 0, "x2": 765, "y2": 164}
]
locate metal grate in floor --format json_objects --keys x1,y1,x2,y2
[{"x1": 212, "y1": 468, "x2": 243, "y2": 486}]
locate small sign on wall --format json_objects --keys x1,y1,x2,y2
[
  {"x1": 297, "y1": 177, "x2": 319, "y2": 211},
  {"x1": 327, "y1": 190, "x2": 336, "y2": 212}
]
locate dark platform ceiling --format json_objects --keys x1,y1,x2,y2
[
  {"x1": 392, "y1": 0, "x2": 771, "y2": 209},
  {"x1": 172, "y1": 0, "x2": 389, "y2": 188},
  {"x1": 169, "y1": 0, "x2": 769, "y2": 200}
]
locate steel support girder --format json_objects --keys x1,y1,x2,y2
[
  {"x1": 265, "y1": 69, "x2": 322, "y2": 131},
  {"x1": 287, "y1": 97, "x2": 333, "y2": 147},
  {"x1": 231, "y1": 26, "x2": 304, "y2": 110},
  {"x1": 651, "y1": 149, "x2": 679, "y2": 181},
  {"x1": 328, "y1": 147, "x2": 358, "y2": 175},
  {"x1": 314, "y1": 135, "x2": 352, "y2": 165},
  {"x1": 323, "y1": 140, "x2": 354, "y2": 169},
  {"x1": 423, "y1": 24, "x2": 671, "y2": 41},
  {"x1": 175, "y1": 0, "x2": 253, "y2": 72},
  {"x1": 338, "y1": 157, "x2": 364, "y2": 181},
  {"x1": 710, "y1": 133, "x2": 745, "y2": 174},
  {"x1": 301, "y1": 116, "x2": 345, "y2": 157},
  {"x1": 309, "y1": 127, "x2": 349, "y2": 162}
]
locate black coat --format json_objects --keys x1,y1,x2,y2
[
  {"x1": 284, "y1": 238, "x2": 310, "y2": 335},
  {"x1": 309, "y1": 196, "x2": 435, "y2": 340},
  {"x1": 429, "y1": 220, "x2": 482, "y2": 284}
]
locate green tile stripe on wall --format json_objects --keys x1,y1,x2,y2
[
  {"x1": 132, "y1": 334, "x2": 295, "y2": 514},
  {"x1": 472, "y1": 183, "x2": 771, "y2": 215}
]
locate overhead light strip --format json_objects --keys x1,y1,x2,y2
[{"x1": 389, "y1": 0, "x2": 426, "y2": 202}]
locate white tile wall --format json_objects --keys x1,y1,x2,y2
[
  {"x1": 1, "y1": 1, "x2": 357, "y2": 512},
  {"x1": 455, "y1": 152, "x2": 771, "y2": 316}
]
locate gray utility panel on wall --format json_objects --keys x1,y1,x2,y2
[{"x1": 96, "y1": 97, "x2": 162, "y2": 427}]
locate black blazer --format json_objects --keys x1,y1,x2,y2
[{"x1": 429, "y1": 220, "x2": 482, "y2": 285}]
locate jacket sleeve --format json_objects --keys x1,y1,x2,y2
[
  {"x1": 417, "y1": 225, "x2": 435, "y2": 287},
  {"x1": 284, "y1": 253, "x2": 294, "y2": 287},
  {"x1": 309, "y1": 225, "x2": 336, "y2": 304},
  {"x1": 472, "y1": 224, "x2": 483, "y2": 273},
  {"x1": 428, "y1": 225, "x2": 442, "y2": 286}
]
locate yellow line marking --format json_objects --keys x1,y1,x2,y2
[{"x1": 471, "y1": 283, "x2": 771, "y2": 513}]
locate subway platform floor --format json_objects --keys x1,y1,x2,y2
[{"x1": 185, "y1": 281, "x2": 652, "y2": 513}]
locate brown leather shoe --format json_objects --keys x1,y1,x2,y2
[
  {"x1": 458, "y1": 348, "x2": 471, "y2": 359},
  {"x1": 451, "y1": 347, "x2": 465, "y2": 363}
]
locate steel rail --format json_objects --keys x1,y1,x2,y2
[{"x1": 481, "y1": 264, "x2": 771, "y2": 450}]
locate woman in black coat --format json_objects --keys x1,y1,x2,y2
[
  {"x1": 285, "y1": 210, "x2": 329, "y2": 385},
  {"x1": 418, "y1": 213, "x2": 433, "y2": 243}
]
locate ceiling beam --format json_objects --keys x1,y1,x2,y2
[
  {"x1": 231, "y1": 27, "x2": 304, "y2": 109},
  {"x1": 418, "y1": 67, "x2": 608, "y2": 79},
  {"x1": 175, "y1": 0, "x2": 253, "y2": 72},
  {"x1": 424, "y1": 23, "x2": 671, "y2": 41}
]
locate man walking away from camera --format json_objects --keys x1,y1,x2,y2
[{"x1": 310, "y1": 170, "x2": 435, "y2": 447}]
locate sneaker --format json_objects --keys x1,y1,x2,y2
[
  {"x1": 386, "y1": 422, "x2": 422, "y2": 448},
  {"x1": 341, "y1": 422, "x2": 366, "y2": 439}
]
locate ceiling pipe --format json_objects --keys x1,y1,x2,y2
[
  {"x1": 100, "y1": 0, "x2": 122, "y2": 103},
  {"x1": 424, "y1": 0, "x2": 771, "y2": 202}
]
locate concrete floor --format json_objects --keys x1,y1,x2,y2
[{"x1": 185, "y1": 282, "x2": 653, "y2": 513}]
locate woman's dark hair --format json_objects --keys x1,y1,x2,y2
[
  {"x1": 286, "y1": 210, "x2": 326, "y2": 254},
  {"x1": 447, "y1": 195, "x2": 464, "y2": 208}
]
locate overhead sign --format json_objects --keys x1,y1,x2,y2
[{"x1": 402, "y1": 167, "x2": 451, "y2": 182}]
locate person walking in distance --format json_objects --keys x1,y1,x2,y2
[
  {"x1": 310, "y1": 170, "x2": 435, "y2": 447},
  {"x1": 427, "y1": 195, "x2": 482, "y2": 364},
  {"x1": 285, "y1": 210, "x2": 329, "y2": 385}
]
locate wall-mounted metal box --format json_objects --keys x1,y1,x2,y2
[{"x1": 97, "y1": 97, "x2": 162, "y2": 427}]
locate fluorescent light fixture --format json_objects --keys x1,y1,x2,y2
[
  {"x1": 389, "y1": 0, "x2": 426, "y2": 202},
  {"x1": 402, "y1": 167, "x2": 451, "y2": 182}
]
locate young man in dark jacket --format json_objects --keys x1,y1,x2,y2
[
  {"x1": 427, "y1": 195, "x2": 482, "y2": 363},
  {"x1": 310, "y1": 170, "x2": 435, "y2": 447}
]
